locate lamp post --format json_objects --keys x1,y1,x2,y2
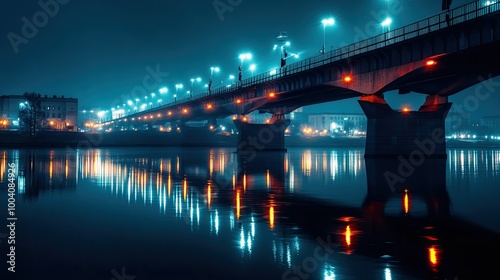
[
  {"x1": 321, "y1": 18, "x2": 335, "y2": 54},
  {"x1": 238, "y1": 53, "x2": 252, "y2": 84},
  {"x1": 249, "y1": 64, "x2": 256, "y2": 77},
  {"x1": 209, "y1": 67, "x2": 220, "y2": 95},
  {"x1": 150, "y1": 93, "x2": 156, "y2": 106},
  {"x1": 381, "y1": 17, "x2": 392, "y2": 32},
  {"x1": 381, "y1": 17, "x2": 392, "y2": 43},
  {"x1": 175, "y1": 84, "x2": 183, "y2": 102},
  {"x1": 190, "y1": 77, "x2": 201, "y2": 97}
]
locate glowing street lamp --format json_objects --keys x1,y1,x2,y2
[
  {"x1": 190, "y1": 77, "x2": 201, "y2": 97},
  {"x1": 159, "y1": 87, "x2": 168, "y2": 94},
  {"x1": 381, "y1": 17, "x2": 392, "y2": 32},
  {"x1": 249, "y1": 64, "x2": 256, "y2": 76},
  {"x1": 209, "y1": 67, "x2": 220, "y2": 95},
  {"x1": 321, "y1": 17, "x2": 335, "y2": 54},
  {"x1": 175, "y1": 84, "x2": 183, "y2": 102},
  {"x1": 238, "y1": 53, "x2": 252, "y2": 82}
]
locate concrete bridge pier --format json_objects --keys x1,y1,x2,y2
[
  {"x1": 234, "y1": 114, "x2": 290, "y2": 152},
  {"x1": 358, "y1": 95, "x2": 452, "y2": 158}
]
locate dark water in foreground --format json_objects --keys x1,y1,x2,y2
[{"x1": 0, "y1": 147, "x2": 499, "y2": 280}]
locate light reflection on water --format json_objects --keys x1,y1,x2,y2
[{"x1": 1, "y1": 147, "x2": 499, "y2": 279}]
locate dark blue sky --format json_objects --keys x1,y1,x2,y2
[{"x1": 1, "y1": 0, "x2": 498, "y2": 119}]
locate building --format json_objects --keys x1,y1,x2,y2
[
  {"x1": 0, "y1": 94, "x2": 78, "y2": 131},
  {"x1": 445, "y1": 111, "x2": 471, "y2": 135},
  {"x1": 480, "y1": 116, "x2": 500, "y2": 135},
  {"x1": 307, "y1": 113, "x2": 367, "y2": 135}
]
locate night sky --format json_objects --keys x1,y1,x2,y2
[{"x1": 1, "y1": 0, "x2": 498, "y2": 120}]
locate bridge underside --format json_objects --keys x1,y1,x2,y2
[{"x1": 257, "y1": 42, "x2": 500, "y2": 113}]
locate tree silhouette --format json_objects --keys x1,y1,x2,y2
[{"x1": 18, "y1": 92, "x2": 48, "y2": 136}]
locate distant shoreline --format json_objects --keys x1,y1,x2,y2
[{"x1": 0, "y1": 131, "x2": 499, "y2": 149}]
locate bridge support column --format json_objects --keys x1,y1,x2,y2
[
  {"x1": 234, "y1": 114, "x2": 290, "y2": 152},
  {"x1": 358, "y1": 95, "x2": 452, "y2": 158}
]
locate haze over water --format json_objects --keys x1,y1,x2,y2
[{"x1": 1, "y1": 147, "x2": 499, "y2": 279}]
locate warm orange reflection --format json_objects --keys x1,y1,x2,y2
[
  {"x1": 428, "y1": 245, "x2": 439, "y2": 269},
  {"x1": 266, "y1": 170, "x2": 270, "y2": 189},
  {"x1": 209, "y1": 153, "x2": 214, "y2": 175},
  {"x1": 220, "y1": 153, "x2": 225, "y2": 173},
  {"x1": 167, "y1": 175, "x2": 171, "y2": 197},
  {"x1": 243, "y1": 173, "x2": 247, "y2": 192},
  {"x1": 232, "y1": 173, "x2": 236, "y2": 190},
  {"x1": 269, "y1": 206, "x2": 275, "y2": 229},
  {"x1": 65, "y1": 158, "x2": 69, "y2": 179},
  {"x1": 49, "y1": 158, "x2": 53, "y2": 180},
  {"x1": 0, "y1": 151, "x2": 6, "y2": 181},
  {"x1": 176, "y1": 156, "x2": 180, "y2": 174},
  {"x1": 236, "y1": 190, "x2": 241, "y2": 219},
  {"x1": 345, "y1": 225, "x2": 352, "y2": 246},
  {"x1": 301, "y1": 151, "x2": 312, "y2": 175},
  {"x1": 404, "y1": 189, "x2": 410, "y2": 214},
  {"x1": 207, "y1": 184, "x2": 212, "y2": 207},
  {"x1": 183, "y1": 178, "x2": 187, "y2": 201}
]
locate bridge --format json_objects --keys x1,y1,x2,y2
[{"x1": 100, "y1": 1, "x2": 500, "y2": 157}]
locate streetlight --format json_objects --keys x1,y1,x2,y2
[
  {"x1": 275, "y1": 31, "x2": 290, "y2": 68},
  {"x1": 173, "y1": 94, "x2": 177, "y2": 102},
  {"x1": 321, "y1": 17, "x2": 335, "y2": 54},
  {"x1": 249, "y1": 64, "x2": 256, "y2": 76},
  {"x1": 150, "y1": 93, "x2": 156, "y2": 105},
  {"x1": 238, "y1": 53, "x2": 252, "y2": 83},
  {"x1": 209, "y1": 67, "x2": 220, "y2": 94},
  {"x1": 190, "y1": 77, "x2": 201, "y2": 97},
  {"x1": 174, "y1": 84, "x2": 184, "y2": 101},
  {"x1": 381, "y1": 17, "x2": 392, "y2": 32},
  {"x1": 159, "y1": 87, "x2": 168, "y2": 94}
]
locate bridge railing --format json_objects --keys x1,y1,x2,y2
[
  {"x1": 229, "y1": 0, "x2": 498, "y2": 91},
  {"x1": 143, "y1": 1, "x2": 499, "y2": 112}
]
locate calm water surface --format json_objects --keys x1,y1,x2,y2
[{"x1": 0, "y1": 147, "x2": 499, "y2": 280}]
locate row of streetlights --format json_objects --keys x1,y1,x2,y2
[{"x1": 105, "y1": 14, "x2": 394, "y2": 116}]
